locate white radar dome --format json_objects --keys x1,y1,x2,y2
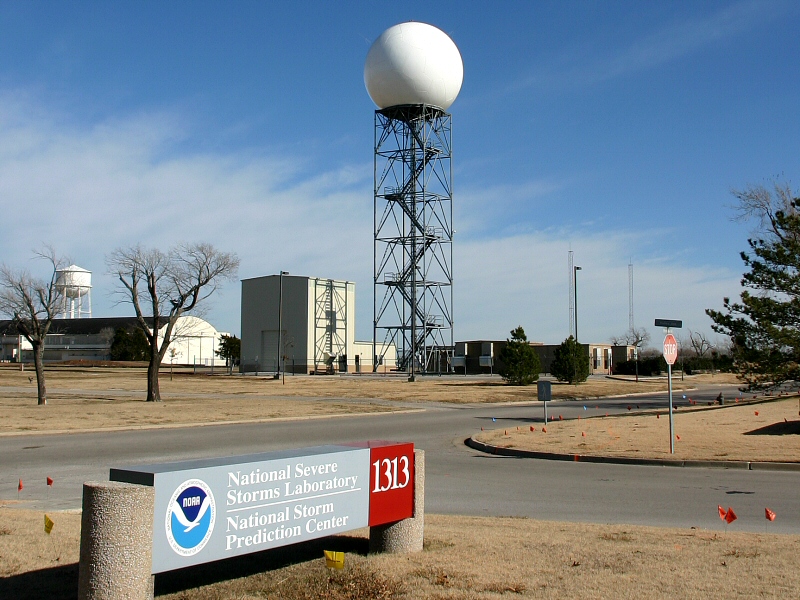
[{"x1": 364, "y1": 22, "x2": 463, "y2": 110}]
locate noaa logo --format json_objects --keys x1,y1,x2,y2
[{"x1": 165, "y1": 479, "x2": 215, "y2": 556}]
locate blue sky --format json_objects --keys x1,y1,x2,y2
[{"x1": 1, "y1": 0, "x2": 798, "y2": 349}]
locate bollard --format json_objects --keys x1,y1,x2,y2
[
  {"x1": 78, "y1": 481, "x2": 155, "y2": 600},
  {"x1": 369, "y1": 449, "x2": 425, "y2": 553}
]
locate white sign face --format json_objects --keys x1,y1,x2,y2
[
  {"x1": 147, "y1": 447, "x2": 370, "y2": 574},
  {"x1": 663, "y1": 334, "x2": 678, "y2": 365}
]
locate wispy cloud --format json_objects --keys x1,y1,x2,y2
[
  {"x1": 0, "y1": 91, "x2": 741, "y2": 345},
  {"x1": 456, "y1": 229, "x2": 740, "y2": 346},
  {"x1": 483, "y1": 0, "x2": 791, "y2": 102}
]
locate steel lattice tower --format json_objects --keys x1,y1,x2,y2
[{"x1": 373, "y1": 104, "x2": 454, "y2": 377}]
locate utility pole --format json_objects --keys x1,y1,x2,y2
[{"x1": 276, "y1": 271, "x2": 289, "y2": 379}]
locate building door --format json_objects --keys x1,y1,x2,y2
[{"x1": 260, "y1": 330, "x2": 279, "y2": 372}]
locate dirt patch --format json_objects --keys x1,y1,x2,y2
[
  {"x1": 0, "y1": 366, "x2": 739, "y2": 434},
  {"x1": 1, "y1": 508, "x2": 797, "y2": 599},
  {"x1": 476, "y1": 397, "x2": 800, "y2": 463}
]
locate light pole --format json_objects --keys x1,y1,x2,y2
[
  {"x1": 574, "y1": 265, "x2": 582, "y2": 384},
  {"x1": 276, "y1": 271, "x2": 289, "y2": 379},
  {"x1": 573, "y1": 266, "x2": 582, "y2": 342}
]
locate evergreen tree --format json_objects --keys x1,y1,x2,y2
[
  {"x1": 707, "y1": 192, "x2": 800, "y2": 389},
  {"x1": 550, "y1": 335, "x2": 590, "y2": 384},
  {"x1": 110, "y1": 327, "x2": 151, "y2": 361},
  {"x1": 497, "y1": 326, "x2": 540, "y2": 385},
  {"x1": 216, "y1": 334, "x2": 241, "y2": 374}
]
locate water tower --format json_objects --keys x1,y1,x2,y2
[
  {"x1": 56, "y1": 265, "x2": 92, "y2": 319},
  {"x1": 365, "y1": 22, "x2": 463, "y2": 378}
]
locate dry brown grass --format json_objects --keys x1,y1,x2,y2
[
  {"x1": 476, "y1": 396, "x2": 800, "y2": 462},
  {"x1": 2, "y1": 508, "x2": 797, "y2": 599},
  {"x1": 0, "y1": 365, "x2": 738, "y2": 434}
]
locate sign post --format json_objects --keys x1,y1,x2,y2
[{"x1": 662, "y1": 332, "x2": 679, "y2": 454}]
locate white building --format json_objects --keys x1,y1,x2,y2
[{"x1": 0, "y1": 316, "x2": 229, "y2": 366}]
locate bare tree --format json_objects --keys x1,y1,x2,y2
[
  {"x1": 610, "y1": 327, "x2": 651, "y2": 351},
  {"x1": 0, "y1": 247, "x2": 68, "y2": 405},
  {"x1": 687, "y1": 329, "x2": 714, "y2": 358},
  {"x1": 108, "y1": 243, "x2": 239, "y2": 402},
  {"x1": 610, "y1": 327, "x2": 651, "y2": 382},
  {"x1": 731, "y1": 179, "x2": 799, "y2": 243}
]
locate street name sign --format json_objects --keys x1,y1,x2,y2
[
  {"x1": 111, "y1": 441, "x2": 414, "y2": 574},
  {"x1": 655, "y1": 319, "x2": 683, "y2": 329}
]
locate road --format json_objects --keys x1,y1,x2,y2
[{"x1": 3, "y1": 381, "x2": 797, "y2": 534}]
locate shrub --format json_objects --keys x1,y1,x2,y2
[
  {"x1": 550, "y1": 336, "x2": 590, "y2": 384},
  {"x1": 497, "y1": 326, "x2": 541, "y2": 385}
]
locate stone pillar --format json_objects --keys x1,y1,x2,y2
[
  {"x1": 78, "y1": 481, "x2": 155, "y2": 600},
  {"x1": 369, "y1": 449, "x2": 425, "y2": 553}
]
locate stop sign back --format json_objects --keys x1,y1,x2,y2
[{"x1": 663, "y1": 334, "x2": 678, "y2": 365}]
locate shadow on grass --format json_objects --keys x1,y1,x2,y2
[
  {"x1": 155, "y1": 534, "x2": 368, "y2": 596},
  {"x1": 744, "y1": 421, "x2": 800, "y2": 436},
  {"x1": 0, "y1": 535, "x2": 369, "y2": 600},
  {"x1": 0, "y1": 562, "x2": 78, "y2": 600},
  {"x1": 438, "y1": 381, "x2": 507, "y2": 388}
]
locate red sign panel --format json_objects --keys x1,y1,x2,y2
[
  {"x1": 663, "y1": 334, "x2": 678, "y2": 365},
  {"x1": 342, "y1": 440, "x2": 415, "y2": 526}
]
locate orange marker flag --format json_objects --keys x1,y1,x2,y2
[
  {"x1": 47, "y1": 477, "x2": 54, "y2": 487},
  {"x1": 530, "y1": 426, "x2": 534, "y2": 431},
  {"x1": 766, "y1": 508, "x2": 776, "y2": 522},
  {"x1": 725, "y1": 507, "x2": 737, "y2": 524},
  {"x1": 18, "y1": 479, "x2": 23, "y2": 492},
  {"x1": 718, "y1": 505, "x2": 727, "y2": 521},
  {"x1": 542, "y1": 427, "x2": 547, "y2": 433}
]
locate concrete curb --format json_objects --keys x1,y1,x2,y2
[{"x1": 465, "y1": 437, "x2": 800, "y2": 471}]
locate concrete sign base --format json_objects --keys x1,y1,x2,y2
[
  {"x1": 78, "y1": 481, "x2": 155, "y2": 600},
  {"x1": 369, "y1": 449, "x2": 424, "y2": 553}
]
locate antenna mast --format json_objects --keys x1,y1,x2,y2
[{"x1": 628, "y1": 260, "x2": 634, "y2": 331}]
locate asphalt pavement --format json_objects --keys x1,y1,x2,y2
[{"x1": 3, "y1": 379, "x2": 797, "y2": 534}]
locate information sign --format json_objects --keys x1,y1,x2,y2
[{"x1": 111, "y1": 441, "x2": 414, "y2": 574}]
